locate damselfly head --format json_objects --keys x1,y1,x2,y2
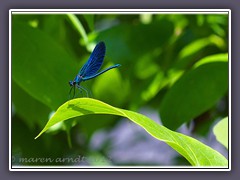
[{"x1": 69, "y1": 80, "x2": 76, "y2": 87}]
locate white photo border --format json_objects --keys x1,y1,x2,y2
[{"x1": 9, "y1": 9, "x2": 231, "y2": 171}]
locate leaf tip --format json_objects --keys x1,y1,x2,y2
[{"x1": 34, "y1": 133, "x2": 42, "y2": 140}]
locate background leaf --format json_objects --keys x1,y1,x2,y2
[
  {"x1": 12, "y1": 81, "x2": 50, "y2": 128},
  {"x1": 12, "y1": 20, "x2": 78, "y2": 110},
  {"x1": 160, "y1": 62, "x2": 228, "y2": 130},
  {"x1": 213, "y1": 117, "x2": 228, "y2": 149}
]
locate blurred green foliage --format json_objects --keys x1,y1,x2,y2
[{"x1": 12, "y1": 13, "x2": 228, "y2": 166}]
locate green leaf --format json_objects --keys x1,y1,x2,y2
[
  {"x1": 194, "y1": 53, "x2": 228, "y2": 68},
  {"x1": 12, "y1": 81, "x2": 51, "y2": 128},
  {"x1": 12, "y1": 20, "x2": 78, "y2": 110},
  {"x1": 67, "y1": 14, "x2": 89, "y2": 45},
  {"x1": 92, "y1": 19, "x2": 174, "y2": 65},
  {"x1": 160, "y1": 62, "x2": 228, "y2": 130},
  {"x1": 35, "y1": 98, "x2": 228, "y2": 166},
  {"x1": 92, "y1": 63, "x2": 129, "y2": 107},
  {"x1": 179, "y1": 37, "x2": 211, "y2": 59},
  {"x1": 213, "y1": 117, "x2": 228, "y2": 149},
  {"x1": 83, "y1": 15, "x2": 95, "y2": 31}
]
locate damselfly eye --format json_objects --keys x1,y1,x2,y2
[{"x1": 69, "y1": 81, "x2": 73, "y2": 86}]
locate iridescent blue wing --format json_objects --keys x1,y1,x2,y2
[{"x1": 78, "y1": 42, "x2": 106, "y2": 77}]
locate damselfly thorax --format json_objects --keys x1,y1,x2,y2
[{"x1": 68, "y1": 41, "x2": 121, "y2": 99}]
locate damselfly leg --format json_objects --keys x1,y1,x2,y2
[{"x1": 76, "y1": 85, "x2": 92, "y2": 97}]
